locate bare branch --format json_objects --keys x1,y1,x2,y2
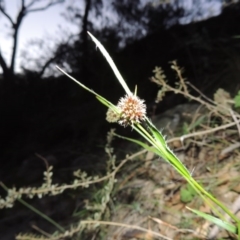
[
  {"x1": 0, "y1": 3, "x2": 15, "y2": 26},
  {"x1": 0, "y1": 49, "x2": 8, "y2": 73},
  {"x1": 21, "y1": 33, "x2": 76, "y2": 77},
  {"x1": 37, "y1": 54, "x2": 59, "y2": 77},
  {"x1": 0, "y1": 0, "x2": 65, "y2": 81},
  {"x1": 25, "y1": 0, "x2": 51, "y2": 9},
  {"x1": 25, "y1": 0, "x2": 38, "y2": 9},
  {"x1": 27, "y1": 0, "x2": 64, "y2": 13}
]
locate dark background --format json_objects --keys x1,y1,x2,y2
[{"x1": 0, "y1": 1, "x2": 240, "y2": 238}]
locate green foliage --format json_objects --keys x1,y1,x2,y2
[
  {"x1": 188, "y1": 208, "x2": 237, "y2": 234},
  {"x1": 234, "y1": 90, "x2": 240, "y2": 108},
  {"x1": 182, "y1": 122, "x2": 189, "y2": 134},
  {"x1": 182, "y1": 115, "x2": 206, "y2": 134},
  {"x1": 180, "y1": 183, "x2": 197, "y2": 203}
]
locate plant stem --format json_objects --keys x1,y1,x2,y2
[{"x1": 0, "y1": 182, "x2": 65, "y2": 233}]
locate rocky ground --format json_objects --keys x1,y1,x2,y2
[{"x1": 1, "y1": 102, "x2": 240, "y2": 240}]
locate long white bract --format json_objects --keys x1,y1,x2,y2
[{"x1": 87, "y1": 32, "x2": 132, "y2": 96}]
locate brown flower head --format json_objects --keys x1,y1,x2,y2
[{"x1": 117, "y1": 94, "x2": 146, "y2": 127}]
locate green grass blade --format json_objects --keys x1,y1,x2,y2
[
  {"x1": 113, "y1": 133, "x2": 161, "y2": 156},
  {"x1": 187, "y1": 207, "x2": 237, "y2": 234}
]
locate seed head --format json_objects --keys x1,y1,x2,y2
[
  {"x1": 117, "y1": 94, "x2": 146, "y2": 127},
  {"x1": 106, "y1": 108, "x2": 120, "y2": 123}
]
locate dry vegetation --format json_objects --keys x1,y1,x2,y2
[{"x1": 1, "y1": 62, "x2": 240, "y2": 240}]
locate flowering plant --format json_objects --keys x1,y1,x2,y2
[{"x1": 57, "y1": 32, "x2": 240, "y2": 238}]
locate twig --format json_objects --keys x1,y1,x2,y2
[
  {"x1": 81, "y1": 220, "x2": 173, "y2": 240},
  {"x1": 230, "y1": 109, "x2": 240, "y2": 137},
  {"x1": 31, "y1": 225, "x2": 51, "y2": 238}
]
